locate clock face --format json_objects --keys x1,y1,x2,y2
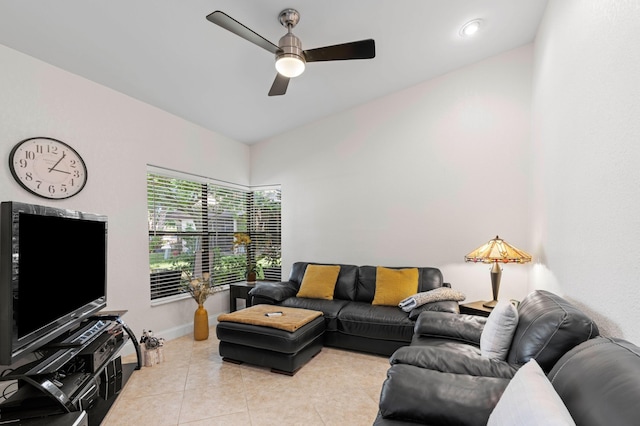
[{"x1": 9, "y1": 137, "x2": 88, "y2": 199}]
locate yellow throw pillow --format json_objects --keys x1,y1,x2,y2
[
  {"x1": 372, "y1": 267, "x2": 419, "y2": 306},
  {"x1": 296, "y1": 264, "x2": 341, "y2": 300}
]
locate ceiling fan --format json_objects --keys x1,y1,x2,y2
[{"x1": 206, "y1": 9, "x2": 376, "y2": 96}]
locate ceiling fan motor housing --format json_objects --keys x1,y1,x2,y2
[
  {"x1": 277, "y1": 8, "x2": 303, "y2": 63},
  {"x1": 278, "y1": 33, "x2": 304, "y2": 62},
  {"x1": 276, "y1": 32, "x2": 305, "y2": 77}
]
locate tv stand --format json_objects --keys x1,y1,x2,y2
[{"x1": 0, "y1": 311, "x2": 141, "y2": 424}]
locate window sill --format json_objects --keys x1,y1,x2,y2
[{"x1": 150, "y1": 284, "x2": 230, "y2": 307}]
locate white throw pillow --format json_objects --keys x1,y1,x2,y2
[
  {"x1": 488, "y1": 359, "x2": 576, "y2": 426},
  {"x1": 480, "y1": 300, "x2": 519, "y2": 360}
]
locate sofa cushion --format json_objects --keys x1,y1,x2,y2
[
  {"x1": 372, "y1": 267, "x2": 419, "y2": 306},
  {"x1": 356, "y1": 266, "x2": 444, "y2": 303},
  {"x1": 507, "y1": 290, "x2": 599, "y2": 372},
  {"x1": 289, "y1": 262, "x2": 358, "y2": 301},
  {"x1": 481, "y1": 301, "x2": 519, "y2": 360},
  {"x1": 296, "y1": 264, "x2": 341, "y2": 300},
  {"x1": 391, "y1": 343, "x2": 518, "y2": 379},
  {"x1": 488, "y1": 359, "x2": 575, "y2": 426},
  {"x1": 337, "y1": 301, "x2": 415, "y2": 342},
  {"x1": 280, "y1": 297, "x2": 349, "y2": 332},
  {"x1": 379, "y1": 364, "x2": 509, "y2": 426}
]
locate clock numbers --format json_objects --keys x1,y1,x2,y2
[{"x1": 34, "y1": 144, "x2": 58, "y2": 154}]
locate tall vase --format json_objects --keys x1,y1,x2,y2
[{"x1": 194, "y1": 303, "x2": 209, "y2": 341}]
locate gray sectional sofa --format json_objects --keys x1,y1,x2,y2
[{"x1": 248, "y1": 262, "x2": 460, "y2": 356}]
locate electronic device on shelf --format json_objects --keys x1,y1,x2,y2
[
  {"x1": 0, "y1": 370, "x2": 99, "y2": 420},
  {"x1": 0, "y1": 201, "x2": 108, "y2": 366},
  {"x1": 0, "y1": 318, "x2": 130, "y2": 420},
  {"x1": 77, "y1": 324, "x2": 124, "y2": 373},
  {"x1": 18, "y1": 320, "x2": 111, "y2": 376}
]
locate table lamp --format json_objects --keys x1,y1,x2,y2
[{"x1": 464, "y1": 236, "x2": 532, "y2": 308}]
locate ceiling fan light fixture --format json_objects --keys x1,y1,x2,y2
[
  {"x1": 460, "y1": 19, "x2": 483, "y2": 38},
  {"x1": 275, "y1": 55, "x2": 305, "y2": 78}
]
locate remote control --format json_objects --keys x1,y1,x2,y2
[{"x1": 265, "y1": 312, "x2": 283, "y2": 317}]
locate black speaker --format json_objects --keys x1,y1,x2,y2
[{"x1": 99, "y1": 356, "x2": 123, "y2": 399}]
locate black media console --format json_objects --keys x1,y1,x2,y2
[{"x1": 0, "y1": 311, "x2": 141, "y2": 425}]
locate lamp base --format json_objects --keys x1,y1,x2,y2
[
  {"x1": 482, "y1": 300, "x2": 498, "y2": 309},
  {"x1": 486, "y1": 262, "x2": 502, "y2": 310}
]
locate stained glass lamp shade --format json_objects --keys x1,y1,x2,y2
[{"x1": 465, "y1": 236, "x2": 532, "y2": 308}]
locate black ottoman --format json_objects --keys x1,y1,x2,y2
[{"x1": 216, "y1": 306, "x2": 325, "y2": 375}]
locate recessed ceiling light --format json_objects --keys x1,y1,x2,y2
[{"x1": 460, "y1": 19, "x2": 483, "y2": 38}]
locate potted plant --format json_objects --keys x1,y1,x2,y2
[
  {"x1": 181, "y1": 270, "x2": 221, "y2": 341},
  {"x1": 233, "y1": 232, "x2": 259, "y2": 283}
]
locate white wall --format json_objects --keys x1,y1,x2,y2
[
  {"x1": 251, "y1": 45, "x2": 534, "y2": 304},
  {"x1": 0, "y1": 44, "x2": 248, "y2": 352},
  {"x1": 531, "y1": 0, "x2": 640, "y2": 342}
]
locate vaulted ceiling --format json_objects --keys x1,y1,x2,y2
[{"x1": 0, "y1": 1, "x2": 548, "y2": 144}]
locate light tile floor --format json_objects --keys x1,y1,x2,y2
[{"x1": 103, "y1": 329, "x2": 391, "y2": 425}]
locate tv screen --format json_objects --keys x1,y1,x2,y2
[{"x1": 0, "y1": 201, "x2": 107, "y2": 366}]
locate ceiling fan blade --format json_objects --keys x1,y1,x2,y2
[
  {"x1": 304, "y1": 39, "x2": 375, "y2": 62},
  {"x1": 206, "y1": 11, "x2": 280, "y2": 55},
  {"x1": 268, "y1": 74, "x2": 290, "y2": 96}
]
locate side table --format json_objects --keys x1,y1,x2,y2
[
  {"x1": 229, "y1": 282, "x2": 256, "y2": 312},
  {"x1": 459, "y1": 301, "x2": 493, "y2": 317}
]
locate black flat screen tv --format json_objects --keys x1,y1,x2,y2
[{"x1": 0, "y1": 201, "x2": 107, "y2": 366}]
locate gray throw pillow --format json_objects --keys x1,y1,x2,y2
[
  {"x1": 480, "y1": 300, "x2": 519, "y2": 360},
  {"x1": 488, "y1": 359, "x2": 576, "y2": 425}
]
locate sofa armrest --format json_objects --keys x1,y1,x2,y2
[
  {"x1": 414, "y1": 311, "x2": 486, "y2": 345},
  {"x1": 248, "y1": 281, "x2": 298, "y2": 304},
  {"x1": 378, "y1": 364, "x2": 509, "y2": 426},
  {"x1": 408, "y1": 300, "x2": 460, "y2": 320},
  {"x1": 390, "y1": 345, "x2": 519, "y2": 379}
]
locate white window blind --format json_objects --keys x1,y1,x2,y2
[
  {"x1": 249, "y1": 189, "x2": 282, "y2": 282},
  {"x1": 147, "y1": 169, "x2": 281, "y2": 301}
]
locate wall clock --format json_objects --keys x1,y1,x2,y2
[{"x1": 9, "y1": 137, "x2": 88, "y2": 199}]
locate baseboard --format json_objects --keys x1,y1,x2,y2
[{"x1": 117, "y1": 310, "x2": 224, "y2": 358}]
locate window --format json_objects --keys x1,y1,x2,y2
[
  {"x1": 147, "y1": 168, "x2": 281, "y2": 302},
  {"x1": 248, "y1": 189, "x2": 282, "y2": 281}
]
